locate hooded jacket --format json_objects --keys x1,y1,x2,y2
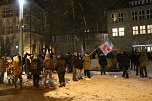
[{"x1": 13, "y1": 56, "x2": 22, "y2": 75}]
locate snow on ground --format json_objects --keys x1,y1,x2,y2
[{"x1": 0, "y1": 62, "x2": 152, "y2": 101}]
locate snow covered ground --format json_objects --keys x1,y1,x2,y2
[{"x1": 0, "y1": 61, "x2": 152, "y2": 101}]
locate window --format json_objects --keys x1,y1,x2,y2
[
  {"x1": 112, "y1": 13, "x2": 117, "y2": 22},
  {"x1": 140, "y1": 25, "x2": 146, "y2": 34},
  {"x1": 16, "y1": 25, "x2": 19, "y2": 32},
  {"x1": 4, "y1": 26, "x2": 13, "y2": 34},
  {"x1": 139, "y1": 10, "x2": 145, "y2": 20},
  {"x1": 23, "y1": 10, "x2": 27, "y2": 16},
  {"x1": 119, "y1": 27, "x2": 124, "y2": 36},
  {"x1": 9, "y1": 26, "x2": 13, "y2": 33},
  {"x1": 96, "y1": 34, "x2": 108, "y2": 40},
  {"x1": 147, "y1": 25, "x2": 152, "y2": 34},
  {"x1": 133, "y1": 26, "x2": 139, "y2": 35},
  {"x1": 147, "y1": 9, "x2": 152, "y2": 19},
  {"x1": 23, "y1": 24, "x2": 27, "y2": 32},
  {"x1": 118, "y1": 13, "x2": 124, "y2": 22},
  {"x1": 112, "y1": 28, "x2": 118, "y2": 36},
  {"x1": 3, "y1": 9, "x2": 13, "y2": 17},
  {"x1": 132, "y1": 11, "x2": 138, "y2": 20},
  {"x1": 145, "y1": 0, "x2": 151, "y2": 3}
]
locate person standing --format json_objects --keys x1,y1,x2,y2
[
  {"x1": 77, "y1": 55, "x2": 84, "y2": 80},
  {"x1": 134, "y1": 52, "x2": 141, "y2": 75},
  {"x1": 0, "y1": 56, "x2": 6, "y2": 85},
  {"x1": 116, "y1": 51, "x2": 123, "y2": 70},
  {"x1": 25, "y1": 55, "x2": 31, "y2": 79},
  {"x1": 122, "y1": 52, "x2": 130, "y2": 79},
  {"x1": 83, "y1": 53, "x2": 91, "y2": 79},
  {"x1": 98, "y1": 53, "x2": 107, "y2": 75},
  {"x1": 7, "y1": 57, "x2": 14, "y2": 85},
  {"x1": 43, "y1": 54, "x2": 54, "y2": 86},
  {"x1": 139, "y1": 52, "x2": 148, "y2": 77},
  {"x1": 55, "y1": 55, "x2": 66, "y2": 87},
  {"x1": 73, "y1": 52, "x2": 79, "y2": 81},
  {"x1": 67, "y1": 52, "x2": 73, "y2": 73},
  {"x1": 13, "y1": 55, "x2": 22, "y2": 88},
  {"x1": 30, "y1": 53, "x2": 42, "y2": 88}
]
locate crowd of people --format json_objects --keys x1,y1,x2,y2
[{"x1": 0, "y1": 49, "x2": 150, "y2": 88}]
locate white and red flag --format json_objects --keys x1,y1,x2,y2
[{"x1": 99, "y1": 39, "x2": 116, "y2": 55}]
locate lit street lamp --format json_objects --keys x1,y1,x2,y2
[{"x1": 18, "y1": 0, "x2": 24, "y2": 59}]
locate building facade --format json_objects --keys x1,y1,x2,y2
[
  {"x1": 0, "y1": 0, "x2": 47, "y2": 55},
  {"x1": 107, "y1": 0, "x2": 152, "y2": 52},
  {"x1": 50, "y1": 33, "x2": 108, "y2": 55}
]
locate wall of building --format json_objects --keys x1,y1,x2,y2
[
  {"x1": 0, "y1": 1, "x2": 46, "y2": 55},
  {"x1": 107, "y1": 3, "x2": 152, "y2": 52}
]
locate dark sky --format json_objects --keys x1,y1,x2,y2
[{"x1": 34, "y1": 0, "x2": 120, "y2": 34}]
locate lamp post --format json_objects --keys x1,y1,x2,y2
[
  {"x1": 18, "y1": 0, "x2": 24, "y2": 59},
  {"x1": 83, "y1": 29, "x2": 89, "y2": 53}
]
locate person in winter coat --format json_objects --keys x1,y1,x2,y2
[
  {"x1": 83, "y1": 53, "x2": 91, "y2": 79},
  {"x1": 73, "y1": 53, "x2": 79, "y2": 81},
  {"x1": 139, "y1": 52, "x2": 148, "y2": 77},
  {"x1": 67, "y1": 52, "x2": 73, "y2": 73},
  {"x1": 116, "y1": 51, "x2": 123, "y2": 70},
  {"x1": 134, "y1": 52, "x2": 141, "y2": 75},
  {"x1": 6, "y1": 57, "x2": 14, "y2": 85},
  {"x1": 30, "y1": 53, "x2": 42, "y2": 88},
  {"x1": 43, "y1": 54, "x2": 54, "y2": 86},
  {"x1": 0, "y1": 56, "x2": 6, "y2": 84},
  {"x1": 121, "y1": 52, "x2": 130, "y2": 79},
  {"x1": 98, "y1": 53, "x2": 107, "y2": 75},
  {"x1": 13, "y1": 55, "x2": 22, "y2": 88},
  {"x1": 76, "y1": 55, "x2": 84, "y2": 80},
  {"x1": 25, "y1": 55, "x2": 31, "y2": 79},
  {"x1": 55, "y1": 55, "x2": 66, "y2": 87}
]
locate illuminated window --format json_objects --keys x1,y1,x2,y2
[
  {"x1": 112, "y1": 13, "x2": 117, "y2": 22},
  {"x1": 139, "y1": 10, "x2": 145, "y2": 20},
  {"x1": 133, "y1": 26, "x2": 139, "y2": 35},
  {"x1": 147, "y1": 47, "x2": 152, "y2": 52},
  {"x1": 132, "y1": 11, "x2": 138, "y2": 20},
  {"x1": 119, "y1": 27, "x2": 124, "y2": 36},
  {"x1": 147, "y1": 25, "x2": 152, "y2": 33},
  {"x1": 118, "y1": 13, "x2": 124, "y2": 22},
  {"x1": 147, "y1": 9, "x2": 152, "y2": 19},
  {"x1": 112, "y1": 28, "x2": 118, "y2": 36},
  {"x1": 140, "y1": 25, "x2": 146, "y2": 34}
]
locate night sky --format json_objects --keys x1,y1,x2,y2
[{"x1": 33, "y1": 0, "x2": 120, "y2": 34}]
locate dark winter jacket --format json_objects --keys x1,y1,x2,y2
[
  {"x1": 43, "y1": 58, "x2": 54, "y2": 70},
  {"x1": 56, "y1": 58, "x2": 66, "y2": 73},
  {"x1": 0, "y1": 57, "x2": 6, "y2": 72},
  {"x1": 121, "y1": 52, "x2": 130, "y2": 68},
  {"x1": 30, "y1": 58, "x2": 42, "y2": 75},
  {"x1": 99, "y1": 55, "x2": 107, "y2": 67}
]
